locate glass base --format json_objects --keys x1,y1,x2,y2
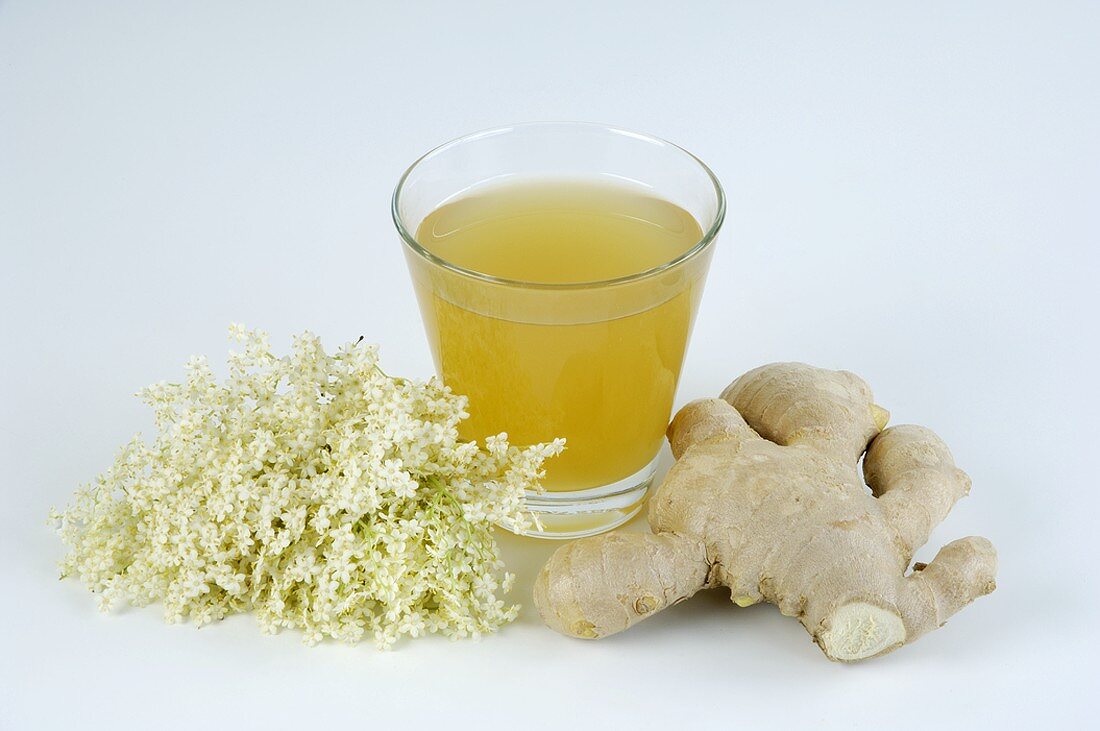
[{"x1": 518, "y1": 455, "x2": 657, "y2": 539}]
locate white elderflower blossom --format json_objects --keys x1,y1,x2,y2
[{"x1": 51, "y1": 325, "x2": 563, "y2": 648}]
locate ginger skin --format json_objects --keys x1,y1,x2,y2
[{"x1": 533, "y1": 363, "x2": 997, "y2": 661}]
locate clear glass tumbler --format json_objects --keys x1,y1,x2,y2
[{"x1": 393, "y1": 122, "x2": 724, "y2": 538}]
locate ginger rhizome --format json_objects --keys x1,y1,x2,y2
[{"x1": 534, "y1": 363, "x2": 996, "y2": 661}]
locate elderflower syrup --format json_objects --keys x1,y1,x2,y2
[
  {"x1": 414, "y1": 180, "x2": 701, "y2": 488},
  {"x1": 395, "y1": 123, "x2": 723, "y2": 537}
]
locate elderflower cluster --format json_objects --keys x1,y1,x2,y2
[{"x1": 51, "y1": 325, "x2": 563, "y2": 647}]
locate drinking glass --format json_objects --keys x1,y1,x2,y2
[{"x1": 393, "y1": 122, "x2": 724, "y2": 538}]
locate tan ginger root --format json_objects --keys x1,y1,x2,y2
[{"x1": 533, "y1": 363, "x2": 997, "y2": 661}]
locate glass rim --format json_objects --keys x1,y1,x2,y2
[{"x1": 391, "y1": 121, "x2": 726, "y2": 291}]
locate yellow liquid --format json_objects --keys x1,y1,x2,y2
[{"x1": 412, "y1": 179, "x2": 705, "y2": 490}]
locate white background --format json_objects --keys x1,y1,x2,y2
[{"x1": 2, "y1": 1, "x2": 1097, "y2": 728}]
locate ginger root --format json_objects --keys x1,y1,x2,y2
[{"x1": 533, "y1": 363, "x2": 996, "y2": 661}]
